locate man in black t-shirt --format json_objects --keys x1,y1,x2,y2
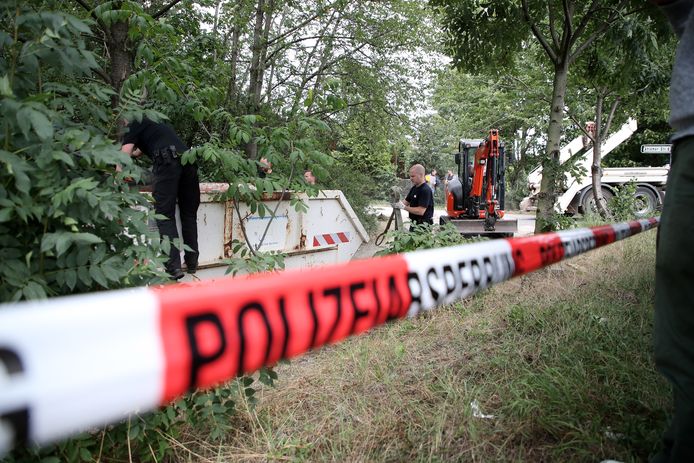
[
  {"x1": 121, "y1": 117, "x2": 200, "y2": 280},
  {"x1": 395, "y1": 164, "x2": 433, "y2": 230}
]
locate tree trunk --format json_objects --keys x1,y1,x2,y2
[
  {"x1": 288, "y1": 10, "x2": 340, "y2": 116},
  {"x1": 224, "y1": 22, "x2": 242, "y2": 111},
  {"x1": 590, "y1": 91, "x2": 620, "y2": 219},
  {"x1": 534, "y1": 60, "x2": 569, "y2": 233},
  {"x1": 106, "y1": 20, "x2": 132, "y2": 108},
  {"x1": 211, "y1": 0, "x2": 222, "y2": 64},
  {"x1": 245, "y1": 0, "x2": 272, "y2": 160},
  {"x1": 590, "y1": 93, "x2": 610, "y2": 218}
]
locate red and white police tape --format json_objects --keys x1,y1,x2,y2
[{"x1": 0, "y1": 217, "x2": 659, "y2": 454}]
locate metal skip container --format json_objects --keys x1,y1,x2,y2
[{"x1": 171, "y1": 183, "x2": 369, "y2": 280}]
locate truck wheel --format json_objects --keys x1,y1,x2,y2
[
  {"x1": 581, "y1": 187, "x2": 614, "y2": 215},
  {"x1": 634, "y1": 186, "x2": 658, "y2": 217}
]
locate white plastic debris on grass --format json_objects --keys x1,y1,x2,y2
[
  {"x1": 470, "y1": 400, "x2": 495, "y2": 419},
  {"x1": 604, "y1": 427, "x2": 625, "y2": 440}
]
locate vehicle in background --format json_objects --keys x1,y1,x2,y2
[
  {"x1": 440, "y1": 129, "x2": 518, "y2": 237},
  {"x1": 521, "y1": 119, "x2": 670, "y2": 217}
]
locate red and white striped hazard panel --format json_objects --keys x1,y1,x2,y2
[
  {"x1": 0, "y1": 217, "x2": 659, "y2": 455},
  {"x1": 313, "y1": 231, "x2": 350, "y2": 247}
]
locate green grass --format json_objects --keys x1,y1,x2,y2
[{"x1": 183, "y1": 230, "x2": 669, "y2": 462}]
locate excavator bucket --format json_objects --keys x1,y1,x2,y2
[{"x1": 441, "y1": 217, "x2": 518, "y2": 237}]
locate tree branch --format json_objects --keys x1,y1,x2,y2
[
  {"x1": 568, "y1": 0, "x2": 600, "y2": 50},
  {"x1": 73, "y1": 0, "x2": 109, "y2": 38},
  {"x1": 562, "y1": 0, "x2": 573, "y2": 39},
  {"x1": 92, "y1": 66, "x2": 110, "y2": 84},
  {"x1": 603, "y1": 94, "x2": 621, "y2": 139},
  {"x1": 152, "y1": 0, "x2": 185, "y2": 19},
  {"x1": 307, "y1": 99, "x2": 372, "y2": 118},
  {"x1": 548, "y1": 2, "x2": 560, "y2": 50},
  {"x1": 559, "y1": 0, "x2": 574, "y2": 56},
  {"x1": 522, "y1": 0, "x2": 558, "y2": 63},
  {"x1": 569, "y1": 1, "x2": 630, "y2": 64}
]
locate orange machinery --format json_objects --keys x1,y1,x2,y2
[{"x1": 440, "y1": 129, "x2": 518, "y2": 236}]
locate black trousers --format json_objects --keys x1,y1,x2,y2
[
  {"x1": 152, "y1": 158, "x2": 200, "y2": 274},
  {"x1": 653, "y1": 136, "x2": 694, "y2": 462}
]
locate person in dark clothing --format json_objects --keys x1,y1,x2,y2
[
  {"x1": 395, "y1": 164, "x2": 434, "y2": 229},
  {"x1": 121, "y1": 117, "x2": 200, "y2": 280},
  {"x1": 651, "y1": 1, "x2": 694, "y2": 461}
]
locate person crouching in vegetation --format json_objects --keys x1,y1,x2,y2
[{"x1": 121, "y1": 117, "x2": 200, "y2": 280}]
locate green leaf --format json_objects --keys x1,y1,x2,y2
[
  {"x1": 79, "y1": 447, "x2": 93, "y2": 462},
  {"x1": 56, "y1": 233, "x2": 71, "y2": 256},
  {"x1": 28, "y1": 108, "x2": 54, "y2": 140},
  {"x1": 73, "y1": 233, "x2": 103, "y2": 245},
  {"x1": 78, "y1": 266, "x2": 91, "y2": 286},
  {"x1": 0, "y1": 208, "x2": 12, "y2": 222},
  {"x1": 0, "y1": 150, "x2": 31, "y2": 194},
  {"x1": 65, "y1": 269, "x2": 77, "y2": 290},
  {"x1": 128, "y1": 424, "x2": 140, "y2": 440},
  {"x1": 304, "y1": 89, "x2": 314, "y2": 107},
  {"x1": 89, "y1": 265, "x2": 107, "y2": 287},
  {"x1": 0, "y1": 74, "x2": 13, "y2": 97},
  {"x1": 23, "y1": 281, "x2": 47, "y2": 300},
  {"x1": 52, "y1": 150, "x2": 75, "y2": 167}
]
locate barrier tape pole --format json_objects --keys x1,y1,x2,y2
[{"x1": 0, "y1": 217, "x2": 659, "y2": 455}]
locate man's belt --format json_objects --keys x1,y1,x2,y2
[{"x1": 152, "y1": 145, "x2": 179, "y2": 162}]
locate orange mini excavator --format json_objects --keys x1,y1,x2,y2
[{"x1": 440, "y1": 129, "x2": 518, "y2": 236}]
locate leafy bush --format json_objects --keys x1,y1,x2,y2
[
  {"x1": 609, "y1": 182, "x2": 638, "y2": 221},
  {"x1": 536, "y1": 211, "x2": 576, "y2": 232},
  {"x1": 0, "y1": 6, "x2": 167, "y2": 301},
  {"x1": 0, "y1": 6, "x2": 284, "y2": 462},
  {"x1": 376, "y1": 222, "x2": 471, "y2": 255}
]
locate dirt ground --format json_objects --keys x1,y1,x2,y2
[{"x1": 351, "y1": 207, "x2": 393, "y2": 260}]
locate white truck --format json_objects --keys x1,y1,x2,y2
[{"x1": 522, "y1": 119, "x2": 670, "y2": 217}]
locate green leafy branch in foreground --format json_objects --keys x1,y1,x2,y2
[
  {"x1": 376, "y1": 222, "x2": 472, "y2": 255},
  {"x1": 0, "y1": 4, "x2": 168, "y2": 302}
]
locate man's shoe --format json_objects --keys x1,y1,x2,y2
[
  {"x1": 185, "y1": 262, "x2": 198, "y2": 274},
  {"x1": 169, "y1": 269, "x2": 185, "y2": 280}
]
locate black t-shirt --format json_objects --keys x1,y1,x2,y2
[
  {"x1": 405, "y1": 182, "x2": 434, "y2": 224},
  {"x1": 122, "y1": 118, "x2": 188, "y2": 158}
]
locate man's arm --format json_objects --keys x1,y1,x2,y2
[
  {"x1": 404, "y1": 205, "x2": 427, "y2": 216},
  {"x1": 395, "y1": 199, "x2": 424, "y2": 214},
  {"x1": 404, "y1": 186, "x2": 432, "y2": 216}
]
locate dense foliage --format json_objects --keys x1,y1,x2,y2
[{"x1": 0, "y1": 4, "x2": 168, "y2": 302}]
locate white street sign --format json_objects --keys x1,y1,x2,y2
[{"x1": 640, "y1": 144, "x2": 671, "y2": 154}]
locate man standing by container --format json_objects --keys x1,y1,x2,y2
[
  {"x1": 652, "y1": 0, "x2": 694, "y2": 461},
  {"x1": 121, "y1": 117, "x2": 200, "y2": 280},
  {"x1": 394, "y1": 164, "x2": 434, "y2": 230}
]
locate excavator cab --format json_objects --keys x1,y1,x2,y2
[{"x1": 441, "y1": 130, "x2": 518, "y2": 237}]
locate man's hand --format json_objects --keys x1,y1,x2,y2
[{"x1": 392, "y1": 200, "x2": 406, "y2": 210}]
